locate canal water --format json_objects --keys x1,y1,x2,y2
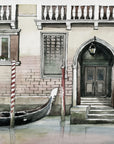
[{"x1": 0, "y1": 116, "x2": 114, "y2": 144}]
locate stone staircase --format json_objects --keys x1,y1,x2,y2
[{"x1": 81, "y1": 97, "x2": 114, "y2": 124}]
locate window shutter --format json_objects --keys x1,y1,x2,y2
[{"x1": 10, "y1": 35, "x2": 19, "y2": 61}]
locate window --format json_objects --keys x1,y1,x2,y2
[
  {"x1": 0, "y1": 36, "x2": 10, "y2": 60},
  {"x1": 0, "y1": 34, "x2": 20, "y2": 65},
  {"x1": 0, "y1": 29, "x2": 20, "y2": 65},
  {"x1": 41, "y1": 33, "x2": 67, "y2": 77}
]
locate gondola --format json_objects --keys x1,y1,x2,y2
[{"x1": 0, "y1": 88, "x2": 58, "y2": 126}]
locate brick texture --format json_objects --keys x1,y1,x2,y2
[
  {"x1": 0, "y1": 56, "x2": 73, "y2": 106},
  {"x1": 15, "y1": 56, "x2": 73, "y2": 104},
  {"x1": 0, "y1": 67, "x2": 11, "y2": 97}
]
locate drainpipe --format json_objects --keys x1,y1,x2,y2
[{"x1": 61, "y1": 61, "x2": 65, "y2": 121}]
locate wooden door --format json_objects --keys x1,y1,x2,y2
[
  {"x1": 85, "y1": 66, "x2": 106, "y2": 97},
  {"x1": 85, "y1": 67, "x2": 95, "y2": 96},
  {"x1": 95, "y1": 67, "x2": 106, "y2": 96}
]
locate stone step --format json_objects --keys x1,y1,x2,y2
[
  {"x1": 81, "y1": 103, "x2": 111, "y2": 107},
  {"x1": 81, "y1": 97, "x2": 114, "y2": 124},
  {"x1": 86, "y1": 118, "x2": 114, "y2": 124},
  {"x1": 81, "y1": 100, "x2": 111, "y2": 103},
  {"x1": 89, "y1": 109, "x2": 114, "y2": 114},
  {"x1": 90, "y1": 105, "x2": 112, "y2": 110},
  {"x1": 81, "y1": 97, "x2": 111, "y2": 106},
  {"x1": 81, "y1": 101, "x2": 111, "y2": 105},
  {"x1": 81, "y1": 99, "x2": 111, "y2": 103},
  {"x1": 81, "y1": 97, "x2": 111, "y2": 101},
  {"x1": 88, "y1": 114, "x2": 114, "y2": 119}
]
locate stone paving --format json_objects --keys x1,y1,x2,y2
[{"x1": 0, "y1": 116, "x2": 114, "y2": 144}]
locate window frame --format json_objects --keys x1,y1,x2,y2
[
  {"x1": 0, "y1": 36, "x2": 10, "y2": 60},
  {"x1": 0, "y1": 29, "x2": 21, "y2": 66},
  {"x1": 41, "y1": 32, "x2": 68, "y2": 78}
]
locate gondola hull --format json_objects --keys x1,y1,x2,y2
[{"x1": 0, "y1": 88, "x2": 58, "y2": 126}]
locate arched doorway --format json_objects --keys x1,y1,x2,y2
[{"x1": 72, "y1": 37, "x2": 114, "y2": 107}]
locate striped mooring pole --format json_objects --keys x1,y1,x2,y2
[
  {"x1": 61, "y1": 62, "x2": 65, "y2": 121},
  {"x1": 10, "y1": 60, "x2": 16, "y2": 128}
]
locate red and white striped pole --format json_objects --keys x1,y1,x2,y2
[
  {"x1": 61, "y1": 62, "x2": 65, "y2": 121},
  {"x1": 10, "y1": 60, "x2": 16, "y2": 127}
]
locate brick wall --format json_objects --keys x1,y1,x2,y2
[
  {"x1": 0, "y1": 67, "x2": 11, "y2": 97},
  {"x1": 16, "y1": 56, "x2": 73, "y2": 106}
]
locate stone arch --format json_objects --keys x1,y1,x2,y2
[{"x1": 72, "y1": 37, "x2": 114, "y2": 107}]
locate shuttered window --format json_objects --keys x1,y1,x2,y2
[{"x1": 41, "y1": 33, "x2": 67, "y2": 76}]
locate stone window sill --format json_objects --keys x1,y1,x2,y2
[{"x1": 0, "y1": 60, "x2": 21, "y2": 66}]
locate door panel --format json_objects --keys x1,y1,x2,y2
[
  {"x1": 85, "y1": 66, "x2": 106, "y2": 97},
  {"x1": 87, "y1": 83, "x2": 93, "y2": 92},
  {"x1": 96, "y1": 67, "x2": 106, "y2": 96},
  {"x1": 85, "y1": 67, "x2": 95, "y2": 96}
]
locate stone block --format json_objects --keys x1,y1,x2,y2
[{"x1": 70, "y1": 105, "x2": 89, "y2": 124}]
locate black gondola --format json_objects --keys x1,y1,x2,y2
[{"x1": 0, "y1": 88, "x2": 58, "y2": 126}]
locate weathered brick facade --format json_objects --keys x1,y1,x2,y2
[
  {"x1": 16, "y1": 56, "x2": 72, "y2": 113},
  {"x1": 0, "y1": 67, "x2": 11, "y2": 97},
  {"x1": 0, "y1": 56, "x2": 73, "y2": 114},
  {"x1": 16, "y1": 56, "x2": 72, "y2": 97}
]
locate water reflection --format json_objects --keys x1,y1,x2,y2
[
  {"x1": 0, "y1": 116, "x2": 114, "y2": 144},
  {"x1": 60, "y1": 120, "x2": 65, "y2": 137},
  {"x1": 10, "y1": 128, "x2": 15, "y2": 144}
]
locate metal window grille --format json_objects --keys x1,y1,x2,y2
[{"x1": 42, "y1": 33, "x2": 66, "y2": 76}]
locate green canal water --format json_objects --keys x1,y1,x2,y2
[{"x1": 0, "y1": 116, "x2": 114, "y2": 144}]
